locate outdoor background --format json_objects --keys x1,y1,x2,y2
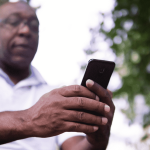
[{"x1": 1, "y1": 0, "x2": 150, "y2": 149}]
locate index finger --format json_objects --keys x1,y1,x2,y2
[
  {"x1": 63, "y1": 97, "x2": 110, "y2": 115},
  {"x1": 58, "y1": 85, "x2": 99, "y2": 101}
]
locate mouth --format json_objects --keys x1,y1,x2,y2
[
  {"x1": 12, "y1": 44, "x2": 33, "y2": 50},
  {"x1": 11, "y1": 44, "x2": 35, "y2": 58}
]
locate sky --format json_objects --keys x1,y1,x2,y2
[
  {"x1": 10, "y1": 0, "x2": 146, "y2": 149},
  {"x1": 31, "y1": 0, "x2": 117, "y2": 87}
]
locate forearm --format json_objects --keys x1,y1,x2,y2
[{"x1": 0, "y1": 110, "x2": 34, "y2": 144}]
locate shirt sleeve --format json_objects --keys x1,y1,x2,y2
[{"x1": 56, "y1": 132, "x2": 85, "y2": 147}]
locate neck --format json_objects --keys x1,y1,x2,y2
[{"x1": 1, "y1": 65, "x2": 31, "y2": 85}]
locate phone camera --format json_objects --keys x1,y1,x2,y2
[{"x1": 99, "y1": 68, "x2": 105, "y2": 74}]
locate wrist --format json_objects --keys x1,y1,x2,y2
[
  {"x1": 15, "y1": 109, "x2": 35, "y2": 138},
  {"x1": 0, "y1": 110, "x2": 35, "y2": 144}
]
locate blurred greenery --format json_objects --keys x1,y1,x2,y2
[{"x1": 82, "y1": 0, "x2": 150, "y2": 142}]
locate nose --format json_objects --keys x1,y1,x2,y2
[{"x1": 17, "y1": 22, "x2": 31, "y2": 38}]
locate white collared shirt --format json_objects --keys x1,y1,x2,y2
[{"x1": 0, "y1": 66, "x2": 84, "y2": 150}]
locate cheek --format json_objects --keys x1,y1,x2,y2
[
  {"x1": 0, "y1": 36, "x2": 8, "y2": 56},
  {"x1": 0, "y1": 40, "x2": 10, "y2": 59},
  {"x1": 35, "y1": 34, "x2": 39, "y2": 44},
  {"x1": 32, "y1": 34, "x2": 39, "y2": 48},
  {"x1": 0, "y1": 30, "x2": 13, "y2": 50},
  {"x1": 0, "y1": 32, "x2": 15, "y2": 60}
]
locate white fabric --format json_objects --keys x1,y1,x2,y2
[{"x1": 0, "y1": 66, "x2": 84, "y2": 150}]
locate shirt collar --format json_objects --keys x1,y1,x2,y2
[
  {"x1": 0, "y1": 68, "x2": 15, "y2": 86},
  {"x1": 0, "y1": 65, "x2": 47, "y2": 89}
]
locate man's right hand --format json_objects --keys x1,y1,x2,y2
[{"x1": 27, "y1": 85, "x2": 110, "y2": 137}]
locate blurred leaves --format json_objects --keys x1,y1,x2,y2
[
  {"x1": 141, "y1": 134, "x2": 149, "y2": 141},
  {"x1": 82, "y1": 0, "x2": 150, "y2": 141},
  {"x1": 143, "y1": 112, "x2": 150, "y2": 128},
  {"x1": 107, "y1": 0, "x2": 150, "y2": 128}
]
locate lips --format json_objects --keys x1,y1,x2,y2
[
  {"x1": 12, "y1": 44, "x2": 32, "y2": 49},
  {"x1": 11, "y1": 43, "x2": 35, "y2": 53},
  {"x1": 10, "y1": 43, "x2": 35, "y2": 58}
]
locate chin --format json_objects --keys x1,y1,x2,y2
[
  {"x1": 9, "y1": 57, "x2": 32, "y2": 70},
  {"x1": 8, "y1": 62, "x2": 30, "y2": 71}
]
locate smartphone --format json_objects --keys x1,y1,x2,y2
[{"x1": 81, "y1": 59, "x2": 115, "y2": 89}]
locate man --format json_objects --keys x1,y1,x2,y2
[{"x1": 0, "y1": 1, "x2": 115, "y2": 150}]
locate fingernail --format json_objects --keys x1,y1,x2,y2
[
  {"x1": 96, "y1": 95, "x2": 99, "y2": 101},
  {"x1": 102, "y1": 118, "x2": 108, "y2": 125},
  {"x1": 93, "y1": 126, "x2": 99, "y2": 131},
  {"x1": 104, "y1": 105, "x2": 110, "y2": 112},
  {"x1": 86, "y1": 79, "x2": 94, "y2": 87}
]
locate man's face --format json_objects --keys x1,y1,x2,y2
[{"x1": 0, "y1": 2, "x2": 39, "y2": 69}]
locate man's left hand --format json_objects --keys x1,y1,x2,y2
[{"x1": 85, "y1": 79, "x2": 115, "y2": 149}]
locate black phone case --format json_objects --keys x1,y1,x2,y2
[{"x1": 81, "y1": 59, "x2": 115, "y2": 89}]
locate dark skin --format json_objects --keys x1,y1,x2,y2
[
  {"x1": 0, "y1": 2, "x2": 115, "y2": 150},
  {"x1": 0, "y1": 2, "x2": 39, "y2": 84}
]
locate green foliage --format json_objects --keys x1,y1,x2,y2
[
  {"x1": 141, "y1": 134, "x2": 149, "y2": 141},
  {"x1": 83, "y1": 0, "x2": 150, "y2": 130},
  {"x1": 106, "y1": 0, "x2": 150, "y2": 126},
  {"x1": 143, "y1": 112, "x2": 150, "y2": 128}
]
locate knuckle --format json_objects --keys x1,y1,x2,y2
[
  {"x1": 72, "y1": 123, "x2": 80, "y2": 131},
  {"x1": 51, "y1": 113, "x2": 60, "y2": 124},
  {"x1": 77, "y1": 112, "x2": 84, "y2": 121},
  {"x1": 75, "y1": 124, "x2": 80, "y2": 130},
  {"x1": 95, "y1": 102, "x2": 101, "y2": 112},
  {"x1": 91, "y1": 115, "x2": 98, "y2": 124},
  {"x1": 73, "y1": 85, "x2": 82, "y2": 94},
  {"x1": 105, "y1": 91, "x2": 110, "y2": 98},
  {"x1": 51, "y1": 100, "x2": 61, "y2": 107},
  {"x1": 95, "y1": 116, "x2": 101, "y2": 125},
  {"x1": 95, "y1": 104, "x2": 99, "y2": 112},
  {"x1": 50, "y1": 112, "x2": 64, "y2": 130},
  {"x1": 69, "y1": 123, "x2": 80, "y2": 131},
  {"x1": 102, "y1": 90, "x2": 110, "y2": 99},
  {"x1": 85, "y1": 126, "x2": 93, "y2": 133},
  {"x1": 51, "y1": 120, "x2": 59, "y2": 131},
  {"x1": 66, "y1": 98, "x2": 73, "y2": 105},
  {"x1": 77, "y1": 97, "x2": 84, "y2": 108},
  {"x1": 50, "y1": 88, "x2": 58, "y2": 95}
]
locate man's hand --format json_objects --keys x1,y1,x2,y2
[
  {"x1": 0, "y1": 80, "x2": 114, "y2": 147},
  {"x1": 27, "y1": 83, "x2": 111, "y2": 138},
  {"x1": 84, "y1": 79, "x2": 115, "y2": 149},
  {"x1": 61, "y1": 80, "x2": 115, "y2": 150}
]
